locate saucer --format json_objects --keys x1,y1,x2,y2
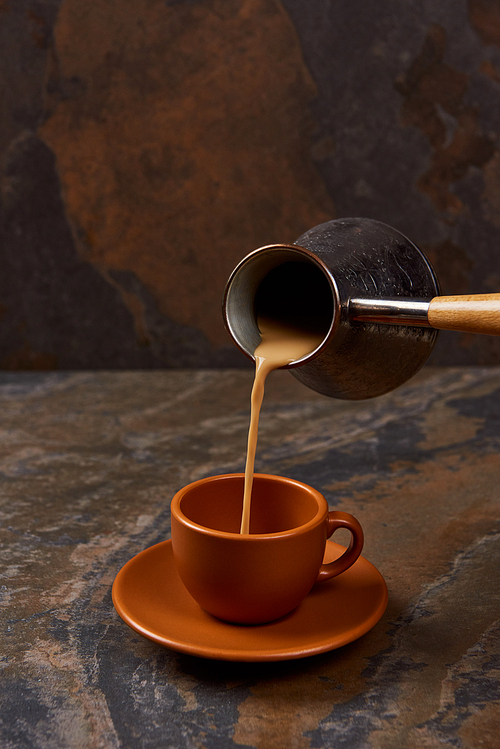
[{"x1": 112, "y1": 540, "x2": 388, "y2": 662}]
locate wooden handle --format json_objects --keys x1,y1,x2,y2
[{"x1": 428, "y1": 294, "x2": 500, "y2": 336}]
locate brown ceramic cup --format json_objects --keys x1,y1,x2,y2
[{"x1": 170, "y1": 473, "x2": 364, "y2": 624}]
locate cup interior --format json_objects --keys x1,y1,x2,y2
[{"x1": 178, "y1": 475, "x2": 322, "y2": 534}]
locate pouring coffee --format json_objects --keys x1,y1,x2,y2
[{"x1": 223, "y1": 217, "x2": 500, "y2": 400}]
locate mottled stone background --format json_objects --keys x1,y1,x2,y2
[{"x1": 2, "y1": 0, "x2": 500, "y2": 369}]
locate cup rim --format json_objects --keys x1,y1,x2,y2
[{"x1": 170, "y1": 472, "x2": 327, "y2": 540}]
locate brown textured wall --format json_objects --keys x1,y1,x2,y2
[{"x1": 1, "y1": 0, "x2": 500, "y2": 368}]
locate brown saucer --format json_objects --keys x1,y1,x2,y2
[{"x1": 112, "y1": 540, "x2": 388, "y2": 662}]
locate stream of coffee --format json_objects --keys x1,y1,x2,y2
[{"x1": 240, "y1": 318, "x2": 324, "y2": 534}]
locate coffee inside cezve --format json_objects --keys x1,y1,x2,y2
[{"x1": 240, "y1": 262, "x2": 334, "y2": 534}]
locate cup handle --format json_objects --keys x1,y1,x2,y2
[{"x1": 316, "y1": 511, "x2": 364, "y2": 582}]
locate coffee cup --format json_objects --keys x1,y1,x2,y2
[{"x1": 170, "y1": 473, "x2": 364, "y2": 624}]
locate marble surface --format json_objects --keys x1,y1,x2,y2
[{"x1": 1, "y1": 367, "x2": 499, "y2": 748}]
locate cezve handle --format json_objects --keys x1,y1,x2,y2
[
  {"x1": 428, "y1": 294, "x2": 500, "y2": 336},
  {"x1": 350, "y1": 293, "x2": 500, "y2": 336}
]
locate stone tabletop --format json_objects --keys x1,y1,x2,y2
[{"x1": 1, "y1": 368, "x2": 499, "y2": 748}]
